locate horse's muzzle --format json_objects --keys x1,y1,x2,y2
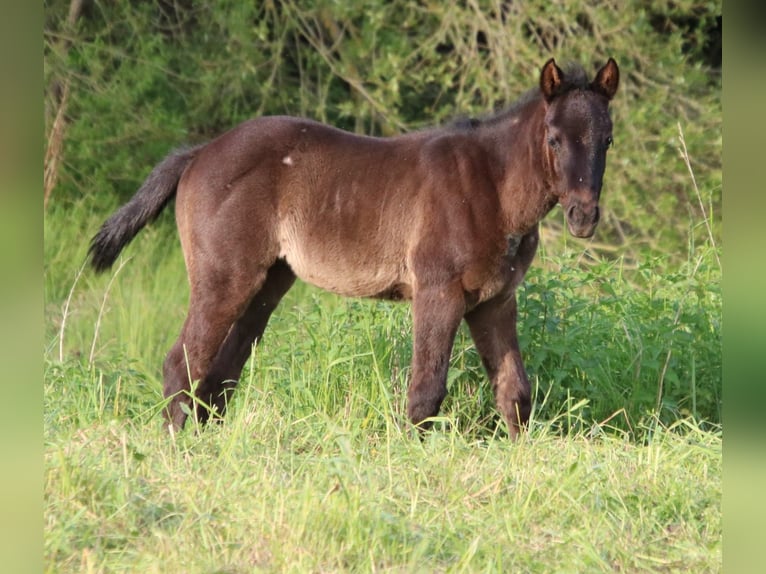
[{"x1": 565, "y1": 201, "x2": 600, "y2": 238}]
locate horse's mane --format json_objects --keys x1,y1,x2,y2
[{"x1": 447, "y1": 62, "x2": 589, "y2": 132}]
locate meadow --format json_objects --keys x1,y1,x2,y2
[
  {"x1": 44, "y1": 1, "x2": 721, "y2": 571},
  {"x1": 44, "y1": 200, "x2": 721, "y2": 572}
]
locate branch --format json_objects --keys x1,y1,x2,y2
[{"x1": 44, "y1": 0, "x2": 84, "y2": 210}]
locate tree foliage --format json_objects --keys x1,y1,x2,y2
[{"x1": 44, "y1": 0, "x2": 721, "y2": 266}]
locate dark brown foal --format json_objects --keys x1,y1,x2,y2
[{"x1": 89, "y1": 58, "x2": 619, "y2": 438}]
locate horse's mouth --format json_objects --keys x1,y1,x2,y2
[{"x1": 565, "y1": 203, "x2": 599, "y2": 238}]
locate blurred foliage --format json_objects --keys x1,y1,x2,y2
[{"x1": 44, "y1": 0, "x2": 721, "y2": 269}]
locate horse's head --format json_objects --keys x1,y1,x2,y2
[{"x1": 540, "y1": 58, "x2": 619, "y2": 238}]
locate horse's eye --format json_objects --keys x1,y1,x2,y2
[
  {"x1": 547, "y1": 136, "x2": 559, "y2": 149},
  {"x1": 606, "y1": 136, "x2": 614, "y2": 149}
]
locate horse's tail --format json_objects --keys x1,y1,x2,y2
[{"x1": 88, "y1": 144, "x2": 205, "y2": 272}]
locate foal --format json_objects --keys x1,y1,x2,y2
[{"x1": 89, "y1": 58, "x2": 619, "y2": 437}]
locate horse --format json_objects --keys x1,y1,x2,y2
[{"x1": 89, "y1": 58, "x2": 619, "y2": 438}]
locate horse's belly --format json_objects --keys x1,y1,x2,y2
[
  {"x1": 287, "y1": 255, "x2": 408, "y2": 298},
  {"x1": 278, "y1": 223, "x2": 409, "y2": 298},
  {"x1": 290, "y1": 255, "x2": 406, "y2": 298}
]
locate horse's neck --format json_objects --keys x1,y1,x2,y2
[{"x1": 478, "y1": 103, "x2": 557, "y2": 236}]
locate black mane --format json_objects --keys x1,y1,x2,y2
[{"x1": 447, "y1": 62, "x2": 589, "y2": 131}]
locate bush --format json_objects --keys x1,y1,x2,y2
[{"x1": 44, "y1": 0, "x2": 721, "y2": 269}]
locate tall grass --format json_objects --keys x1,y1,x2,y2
[
  {"x1": 45, "y1": 348, "x2": 721, "y2": 572},
  {"x1": 45, "y1": 196, "x2": 721, "y2": 441}
]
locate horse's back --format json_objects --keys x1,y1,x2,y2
[
  {"x1": 173, "y1": 115, "x2": 516, "y2": 301},
  {"x1": 174, "y1": 116, "x2": 429, "y2": 297}
]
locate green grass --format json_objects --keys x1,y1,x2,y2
[
  {"x1": 45, "y1": 358, "x2": 721, "y2": 572},
  {"x1": 44, "y1": 198, "x2": 721, "y2": 572}
]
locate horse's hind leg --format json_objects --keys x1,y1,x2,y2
[
  {"x1": 162, "y1": 265, "x2": 271, "y2": 430},
  {"x1": 197, "y1": 259, "x2": 295, "y2": 420}
]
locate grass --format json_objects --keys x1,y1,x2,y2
[
  {"x1": 44, "y1": 197, "x2": 721, "y2": 571},
  {"x1": 45, "y1": 356, "x2": 720, "y2": 573}
]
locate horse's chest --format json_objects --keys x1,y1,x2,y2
[{"x1": 463, "y1": 234, "x2": 533, "y2": 308}]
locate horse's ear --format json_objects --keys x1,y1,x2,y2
[
  {"x1": 592, "y1": 58, "x2": 619, "y2": 100},
  {"x1": 540, "y1": 58, "x2": 565, "y2": 102}
]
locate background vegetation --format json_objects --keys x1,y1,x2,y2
[
  {"x1": 44, "y1": 1, "x2": 721, "y2": 571},
  {"x1": 45, "y1": 0, "x2": 721, "y2": 266}
]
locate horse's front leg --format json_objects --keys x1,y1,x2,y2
[
  {"x1": 464, "y1": 291, "x2": 531, "y2": 439},
  {"x1": 406, "y1": 280, "x2": 466, "y2": 428}
]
